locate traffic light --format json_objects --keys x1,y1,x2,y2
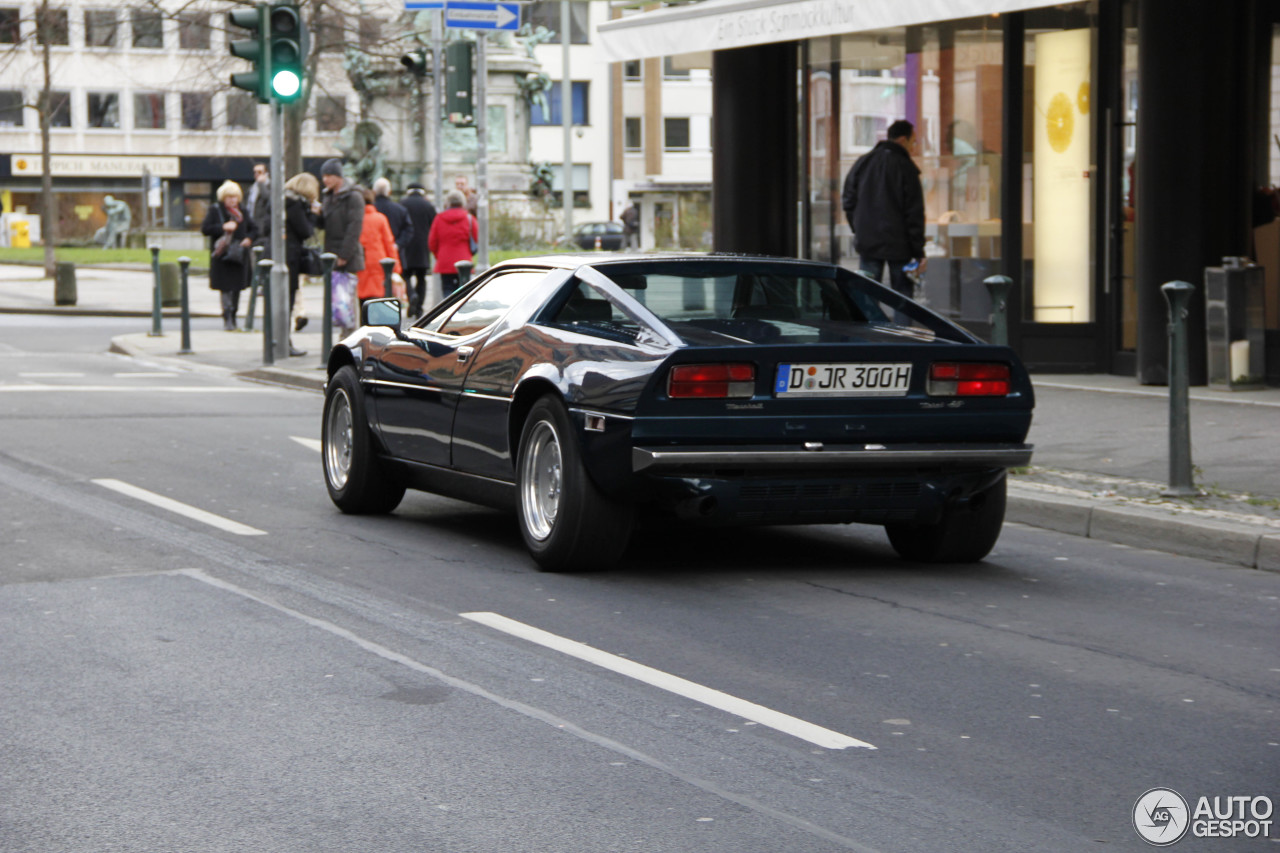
[
  {"x1": 445, "y1": 41, "x2": 474, "y2": 127},
  {"x1": 400, "y1": 48, "x2": 428, "y2": 79},
  {"x1": 267, "y1": 4, "x2": 305, "y2": 102},
  {"x1": 228, "y1": 5, "x2": 269, "y2": 103}
]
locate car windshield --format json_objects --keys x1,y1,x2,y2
[{"x1": 546, "y1": 260, "x2": 970, "y2": 345}]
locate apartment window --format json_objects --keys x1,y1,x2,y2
[
  {"x1": 314, "y1": 12, "x2": 343, "y2": 54},
  {"x1": 0, "y1": 8, "x2": 18, "y2": 44},
  {"x1": 530, "y1": 81, "x2": 588, "y2": 126},
  {"x1": 226, "y1": 94, "x2": 258, "y2": 131},
  {"x1": 178, "y1": 12, "x2": 211, "y2": 50},
  {"x1": 84, "y1": 9, "x2": 116, "y2": 47},
  {"x1": 549, "y1": 163, "x2": 590, "y2": 208},
  {"x1": 133, "y1": 92, "x2": 165, "y2": 129},
  {"x1": 0, "y1": 90, "x2": 22, "y2": 127},
  {"x1": 358, "y1": 18, "x2": 382, "y2": 51},
  {"x1": 663, "y1": 117, "x2": 690, "y2": 151},
  {"x1": 315, "y1": 96, "x2": 346, "y2": 131},
  {"x1": 36, "y1": 7, "x2": 69, "y2": 45},
  {"x1": 87, "y1": 92, "x2": 120, "y2": 128},
  {"x1": 622, "y1": 60, "x2": 641, "y2": 82},
  {"x1": 523, "y1": 2, "x2": 588, "y2": 44},
  {"x1": 623, "y1": 117, "x2": 642, "y2": 153},
  {"x1": 48, "y1": 90, "x2": 71, "y2": 127},
  {"x1": 132, "y1": 9, "x2": 162, "y2": 48},
  {"x1": 181, "y1": 92, "x2": 211, "y2": 130},
  {"x1": 852, "y1": 115, "x2": 888, "y2": 149},
  {"x1": 663, "y1": 56, "x2": 690, "y2": 80}
]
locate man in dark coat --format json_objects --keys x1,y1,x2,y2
[
  {"x1": 841, "y1": 119, "x2": 927, "y2": 298},
  {"x1": 400, "y1": 183, "x2": 437, "y2": 315},
  {"x1": 317, "y1": 158, "x2": 364, "y2": 272},
  {"x1": 372, "y1": 177, "x2": 413, "y2": 267},
  {"x1": 249, "y1": 162, "x2": 272, "y2": 258}
]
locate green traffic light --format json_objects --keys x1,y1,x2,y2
[{"x1": 272, "y1": 69, "x2": 301, "y2": 99}]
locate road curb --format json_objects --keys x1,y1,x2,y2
[
  {"x1": 234, "y1": 366, "x2": 326, "y2": 393},
  {"x1": 1007, "y1": 484, "x2": 1280, "y2": 572}
]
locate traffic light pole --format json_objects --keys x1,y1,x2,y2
[
  {"x1": 270, "y1": 100, "x2": 288, "y2": 361},
  {"x1": 476, "y1": 34, "x2": 488, "y2": 271},
  {"x1": 433, "y1": 11, "x2": 446, "y2": 306}
]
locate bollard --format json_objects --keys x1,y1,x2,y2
[
  {"x1": 1161, "y1": 281, "x2": 1198, "y2": 497},
  {"x1": 381, "y1": 256, "x2": 396, "y2": 300},
  {"x1": 148, "y1": 246, "x2": 163, "y2": 336},
  {"x1": 984, "y1": 275, "x2": 1013, "y2": 346},
  {"x1": 456, "y1": 260, "x2": 474, "y2": 289},
  {"x1": 54, "y1": 261, "x2": 77, "y2": 306},
  {"x1": 245, "y1": 245, "x2": 265, "y2": 331},
  {"x1": 259, "y1": 259, "x2": 274, "y2": 366},
  {"x1": 320, "y1": 252, "x2": 337, "y2": 368},
  {"x1": 177, "y1": 257, "x2": 193, "y2": 355}
]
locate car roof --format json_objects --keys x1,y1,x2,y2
[{"x1": 487, "y1": 252, "x2": 842, "y2": 273}]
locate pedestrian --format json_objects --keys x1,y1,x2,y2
[
  {"x1": 372, "y1": 177, "x2": 413, "y2": 268},
  {"x1": 400, "y1": 182, "x2": 437, "y2": 316},
  {"x1": 357, "y1": 187, "x2": 401, "y2": 320},
  {"x1": 248, "y1": 162, "x2": 271, "y2": 257},
  {"x1": 621, "y1": 202, "x2": 639, "y2": 250},
  {"x1": 429, "y1": 189, "x2": 477, "y2": 298},
  {"x1": 841, "y1": 119, "x2": 927, "y2": 299},
  {"x1": 454, "y1": 174, "x2": 478, "y2": 215},
  {"x1": 317, "y1": 158, "x2": 364, "y2": 334},
  {"x1": 201, "y1": 180, "x2": 257, "y2": 331},
  {"x1": 282, "y1": 171, "x2": 319, "y2": 355}
]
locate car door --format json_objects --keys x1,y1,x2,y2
[{"x1": 371, "y1": 271, "x2": 548, "y2": 467}]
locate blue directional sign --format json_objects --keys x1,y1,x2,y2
[
  {"x1": 444, "y1": 1, "x2": 521, "y2": 30},
  {"x1": 405, "y1": 0, "x2": 446, "y2": 8}
]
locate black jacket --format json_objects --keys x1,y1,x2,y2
[
  {"x1": 284, "y1": 191, "x2": 316, "y2": 270},
  {"x1": 841, "y1": 140, "x2": 925, "y2": 261},
  {"x1": 374, "y1": 195, "x2": 413, "y2": 263},
  {"x1": 201, "y1": 201, "x2": 257, "y2": 292},
  {"x1": 319, "y1": 179, "x2": 365, "y2": 272},
  {"x1": 400, "y1": 191, "x2": 437, "y2": 270}
]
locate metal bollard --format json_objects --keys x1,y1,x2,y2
[
  {"x1": 177, "y1": 257, "x2": 193, "y2": 355},
  {"x1": 1161, "y1": 281, "x2": 1198, "y2": 497},
  {"x1": 456, "y1": 260, "x2": 474, "y2": 289},
  {"x1": 245, "y1": 245, "x2": 265, "y2": 331},
  {"x1": 984, "y1": 275, "x2": 1013, "y2": 346},
  {"x1": 381, "y1": 256, "x2": 396, "y2": 299},
  {"x1": 148, "y1": 245, "x2": 163, "y2": 337},
  {"x1": 320, "y1": 253, "x2": 337, "y2": 367},
  {"x1": 259, "y1": 258, "x2": 274, "y2": 366}
]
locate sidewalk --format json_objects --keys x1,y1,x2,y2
[{"x1": 4, "y1": 263, "x2": 1279, "y2": 572}]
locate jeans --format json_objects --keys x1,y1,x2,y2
[{"x1": 859, "y1": 257, "x2": 915, "y2": 299}]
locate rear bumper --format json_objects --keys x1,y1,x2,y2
[{"x1": 632, "y1": 442, "x2": 1033, "y2": 474}]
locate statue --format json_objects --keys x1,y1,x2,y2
[
  {"x1": 94, "y1": 195, "x2": 131, "y2": 248},
  {"x1": 519, "y1": 72, "x2": 553, "y2": 117},
  {"x1": 515, "y1": 24, "x2": 556, "y2": 59},
  {"x1": 337, "y1": 120, "x2": 387, "y2": 189}
]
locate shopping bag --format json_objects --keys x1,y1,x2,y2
[{"x1": 331, "y1": 270, "x2": 357, "y2": 329}]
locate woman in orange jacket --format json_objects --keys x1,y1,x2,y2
[{"x1": 356, "y1": 186, "x2": 401, "y2": 315}]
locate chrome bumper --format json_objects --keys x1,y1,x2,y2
[{"x1": 632, "y1": 443, "x2": 1033, "y2": 473}]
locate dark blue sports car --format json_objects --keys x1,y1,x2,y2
[{"x1": 322, "y1": 254, "x2": 1034, "y2": 571}]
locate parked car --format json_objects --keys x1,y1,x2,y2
[
  {"x1": 559, "y1": 221, "x2": 626, "y2": 251},
  {"x1": 321, "y1": 254, "x2": 1034, "y2": 571}
]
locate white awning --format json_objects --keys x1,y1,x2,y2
[{"x1": 597, "y1": 0, "x2": 1057, "y2": 62}]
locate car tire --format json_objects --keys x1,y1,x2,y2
[
  {"x1": 322, "y1": 365, "x2": 406, "y2": 515},
  {"x1": 517, "y1": 397, "x2": 633, "y2": 571},
  {"x1": 885, "y1": 475, "x2": 1007, "y2": 563}
]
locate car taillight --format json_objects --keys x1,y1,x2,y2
[
  {"x1": 668, "y1": 363, "x2": 756, "y2": 399},
  {"x1": 927, "y1": 362, "x2": 1011, "y2": 396}
]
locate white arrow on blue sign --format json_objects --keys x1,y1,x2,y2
[{"x1": 444, "y1": 1, "x2": 521, "y2": 30}]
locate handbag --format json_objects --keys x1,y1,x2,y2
[
  {"x1": 224, "y1": 240, "x2": 247, "y2": 266},
  {"x1": 299, "y1": 246, "x2": 323, "y2": 276}
]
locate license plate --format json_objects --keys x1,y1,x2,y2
[{"x1": 774, "y1": 363, "x2": 912, "y2": 397}]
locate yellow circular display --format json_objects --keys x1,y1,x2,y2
[
  {"x1": 1077, "y1": 81, "x2": 1091, "y2": 115},
  {"x1": 1047, "y1": 92, "x2": 1074, "y2": 154}
]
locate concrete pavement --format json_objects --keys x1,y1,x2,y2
[{"x1": 4, "y1": 262, "x2": 1278, "y2": 572}]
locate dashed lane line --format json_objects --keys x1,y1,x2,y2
[{"x1": 92, "y1": 478, "x2": 267, "y2": 536}]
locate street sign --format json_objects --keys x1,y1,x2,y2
[
  {"x1": 444, "y1": 1, "x2": 520, "y2": 30},
  {"x1": 404, "y1": 1, "x2": 446, "y2": 8}
]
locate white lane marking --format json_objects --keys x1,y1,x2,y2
[
  {"x1": 461, "y1": 611, "x2": 875, "y2": 750},
  {"x1": 0, "y1": 385, "x2": 279, "y2": 393},
  {"x1": 92, "y1": 479, "x2": 266, "y2": 536},
  {"x1": 19, "y1": 372, "x2": 85, "y2": 378},
  {"x1": 291, "y1": 436, "x2": 323, "y2": 453},
  {"x1": 113, "y1": 371, "x2": 180, "y2": 378}
]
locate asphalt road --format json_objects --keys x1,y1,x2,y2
[{"x1": 2, "y1": 318, "x2": 1277, "y2": 852}]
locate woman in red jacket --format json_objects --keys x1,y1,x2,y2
[
  {"x1": 356, "y1": 187, "x2": 401, "y2": 317},
  {"x1": 428, "y1": 189, "x2": 477, "y2": 296}
]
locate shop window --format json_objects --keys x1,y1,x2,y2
[
  {"x1": 178, "y1": 12, "x2": 211, "y2": 50},
  {"x1": 523, "y1": 2, "x2": 588, "y2": 44},
  {"x1": 316, "y1": 96, "x2": 346, "y2": 131},
  {"x1": 132, "y1": 9, "x2": 162, "y2": 49},
  {"x1": 664, "y1": 117, "x2": 690, "y2": 152},
  {"x1": 226, "y1": 94, "x2": 258, "y2": 131},
  {"x1": 35, "y1": 7, "x2": 68, "y2": 45},
  {"x1": 87, "y1": 92, "x2": 119, "y2": 128},
  {"x1": 181, "y1": 92, "x2": 211, "y2": 130},
  {"x1": 84, "y1": 9, "x2": 117, "y2": 47},
  {"x1": 624, "y1": 117, "x2": 642, "y2": 153},
  {"x1": 0, "y1": 90, "x2": 22, "y2": 127},
  {"x1": 530, "y1": 81, "x2": 588, "y2": 126},
  {"x1": 0, "y1": 8, "x2": 18, "y2": 43},
  {"x1": 133, "y1": 92, "x2": 165, "y2": 129}
]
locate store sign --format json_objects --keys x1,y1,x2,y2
[{"x1": 10, "y1": 155, "x2": 181, "y2": 179}]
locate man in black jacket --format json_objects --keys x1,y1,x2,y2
[
  {"x1": 400, "y1": 183, "x2": 437, "y2": 316},
  {"x1": 373, "y1": 177, "x2": 413, "y2": 266},
  {"x1": 841, "y1": 119, "x2": 927, "y2": 298}
]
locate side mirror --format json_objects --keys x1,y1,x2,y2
[{"x1": 363, "y1": 297, "x2": 403, "y2": 331}]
